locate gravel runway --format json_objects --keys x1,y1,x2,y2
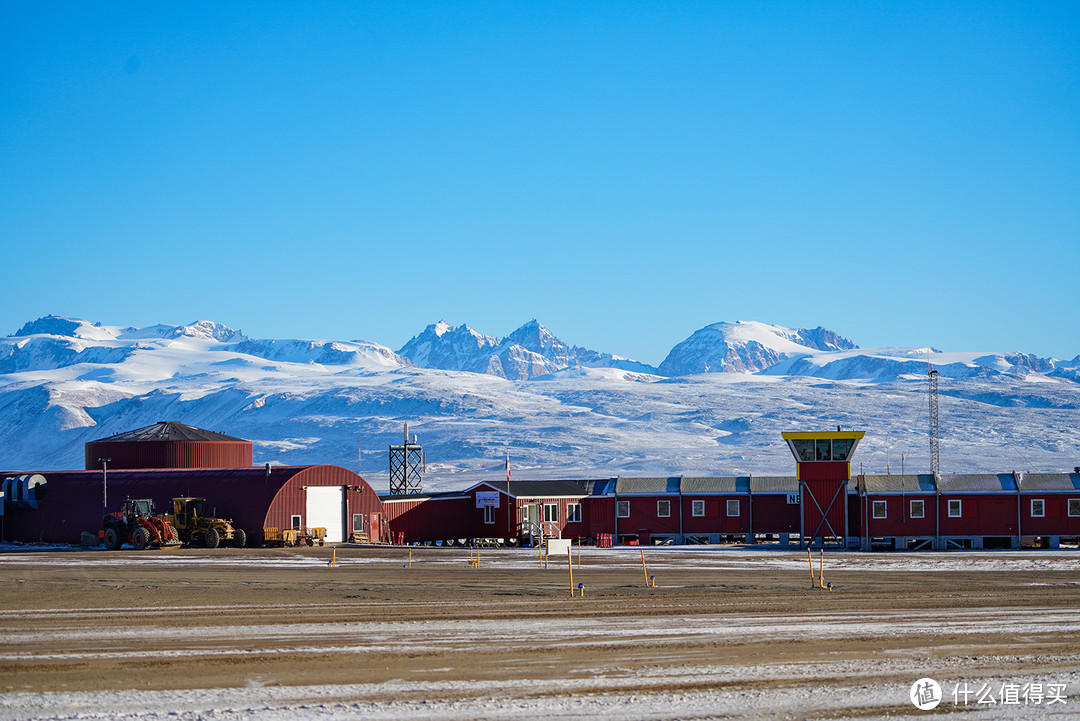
[{"x1": 1, "y1": 545, "x2": 1078, "y2": 719}]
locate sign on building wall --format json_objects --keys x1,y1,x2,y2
[
  {"x1": 787, "y1": 493, "x2": 800, "y2": 505},
  {"x1": 476, "y1": 491, "x2": 500, "y2": 508}
]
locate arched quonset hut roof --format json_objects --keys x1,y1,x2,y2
[{"x1": 84, "y1": 421, "x2": 253, "y2": 470}]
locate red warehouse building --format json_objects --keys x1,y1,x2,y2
[
  {"x1": 0, "y1": 465, "x2": 384, "y2": 545},
  {"x1": 1, "y1": 422, "x2": 384, "y2": 545}
]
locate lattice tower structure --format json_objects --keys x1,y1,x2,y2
[
  {"x1": 928, "y1": 366, "x2": 940, "y2": 475},
  {"x1": 389, "y1": 422, "x2": 425, "y2": 495}
]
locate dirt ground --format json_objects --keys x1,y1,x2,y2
[{"x1": 0, "y1": 545, "x2": 1078, "y2": 720}]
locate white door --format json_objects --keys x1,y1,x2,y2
[{"x1": 306, "y1": 486, "x2": 345, "y2": 542}]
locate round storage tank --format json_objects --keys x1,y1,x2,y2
[{"x1": 84, "y1": 421, "x2": 253, "y2": 470}]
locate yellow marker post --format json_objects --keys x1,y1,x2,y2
[
  {"x1": 567, "y1": 546, "x2": 574, "y2": 597},
  {"x1": 328, "y1": 547, "x2": 336, "y2": 568},
  {"x1": 576, "y1": 537, "x2": 581, "y2": 569},
  {"x1": 640, "y1": 549, "x2": 649, "y2": 586},
  {"x1": 408, "y1": 550, "x2": 412, "y2": 568},
  {"x1": 818, "y1": 548, "x2": 824, "y2": 590},
  {"x1": 807, "y1": 548, "x2": 815, "y2": 588}
]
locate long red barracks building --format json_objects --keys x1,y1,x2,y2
[
  {"x1": 3, "y1": 425, "x2": 1078, "y2": 550},
  {"x1": 383, "y1": 430, "x2": 1080, "y2": 550}
]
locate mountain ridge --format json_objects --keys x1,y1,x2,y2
[{"x1": 2, "y1": 314, "x2": 1077, "y2": 483}]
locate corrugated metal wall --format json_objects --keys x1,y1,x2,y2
[
  {"x1": 263, "y1": 465, "x2": 384, "y2": 543},
  {"x1": 84, "y1": 440, "x2": 253, "y2": 470},
  {"x1": 801, "y1": 479, "x2": 848, "y2": 539},
  {"x1": 384, "y1": 496, "x2": 474, "y2": 543}
]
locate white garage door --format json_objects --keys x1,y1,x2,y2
[{"x1": 306, "y1": 486, "x2": 345, "y2": 542}]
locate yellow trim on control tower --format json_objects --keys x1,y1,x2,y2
[{"x1": 781, "y1": 431, "x2": 866, "y2": 441}]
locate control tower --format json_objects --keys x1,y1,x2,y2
[{"x1": 781, "y1": 430, "x2": 865, "y2": 548}]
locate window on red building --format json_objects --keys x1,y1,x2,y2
[
  {"x1": 1031, "y1": 499, "x2": 1045, "y2": 518},
  {"x1": 872, "y1": 500, "x2": 887, "y2": 519},
  {"x1": 617, "y1": 501, "x2": 630, "y2": 518},
  {"x1": 726, "y1": 499, "x2": 740, "y2": 517},
  {"x1": 692, "y1": 500, "x2": 705, "y2": 517},
  {"x1": 543, "y1": 504, "x2": 559, "y2": 523},
  {"x1": 948, "y1": 499, "x2": 962, "y2": 518},
  {"x1": 567, "y1": 503, "x2": 582, "y2": 523},
  {"x1": 910, "y1": 500, "x2": 924, "y2": 519},
  {"x1": 657, "y1": 500, "x2": 670, "y2": 517},
  {"x1": 483, "y1": 505, "x2": 495, "y2": 524},
  {"x1": 1070, "y1": 499, "x2": 1080, "y2": 517}
]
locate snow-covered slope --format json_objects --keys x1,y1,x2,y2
[
  {"x1": 2, "y1": 315, "x2": 1078, "y2": 488},
  {"x1": 657, "y1": 321, "x2": 857, "y2": 375}
]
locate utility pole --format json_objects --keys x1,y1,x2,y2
[{"x1": 98, "y1": 457, "x2": 111, "y2": 515}]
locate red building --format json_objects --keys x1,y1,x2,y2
[
  {"x1": 855, "y1": 474, "x2": 938, "y2": 550},
  {"x1": 748, "y1": 476, "x2": 801, "y2": 539},
  {"x1": 1, "y1": 465, "x2": 384, "y2": 545},
  {"x1": 1, "y1": 421, "x2": 383, "y2": 545},
  {"x1": 383, "y1": 480, "x2": 597, "y2": 546},
  {"x1": 1017, "y1": 472, "x2": 1080, "y2": 543},
  {"x1": 856, "y1": 471, "x2": 1080, "y2": 550}
]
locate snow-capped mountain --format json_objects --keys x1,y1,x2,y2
[
  {"x1": 657, "y1": 321, "x2": 857, "y2": 376},
  {"x1": 398, "y1": 319, "x2": 657, "y2": 379},
  {"x1": 2, "y1": 315, "x2": 1078, "y2": 487}
]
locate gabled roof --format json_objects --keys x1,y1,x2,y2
[
  {"x1": 380, "y1": 490, "x2": 471, "y2": 502},
  {"x1": 473, "y1": 480, "x2": 595, "y2": 498},
  {"x1": 859, "y1": 474, "x2": 937, "y2": 494},
  {"x1": 680, "y1": 477, "x2": 749, "y2": 494},
  {"x1": 749, "y1": 476, "x2": 798, "y2": 493},
  {"x1": 91, "y1": 421, "x2": 247, "y2": 443},
  {"x1": 615, "y1": 477, "x2": 681, "y2": 494},
  {"x1": 1018, "y1": 473, "x2": 1080, "y2": 492},
  {"x1": 937, "y1": 473, "x2": 1018, "y2": 493}
]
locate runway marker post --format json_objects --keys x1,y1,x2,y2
[
  {"x1": 640, "y1": 549, "x2": 649, "y2": 586},
  {"x1": 567, "y1": 545, "x2": 574, "y2": 597},
  {"x1": 807, "y1": 548, "x2": 815, "y2": 588}
]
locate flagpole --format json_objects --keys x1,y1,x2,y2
[{"x1": 505, "y1": 451, "x2": 512, "y2": 544}]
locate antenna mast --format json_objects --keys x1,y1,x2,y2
[{"x1": 928, "y1": 362, "x2": 940, "y2": 475}]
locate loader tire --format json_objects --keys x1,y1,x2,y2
[
  {"x1": 233, "y1": 529, "x2": 247, "y2": 548},
  {"x1": 204, "y1": 528, "x2": 220, "y2": 549},
  {"x1": 104, "y1": 526, "x2": 121, "y2": 550},
  {"x1": 131, "y1": 526, "x2": 151, "y2": 551}
]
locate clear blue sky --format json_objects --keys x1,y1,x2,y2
[{"x1": 2, "y1": 2, "x2": 1078, "y2": 365}]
